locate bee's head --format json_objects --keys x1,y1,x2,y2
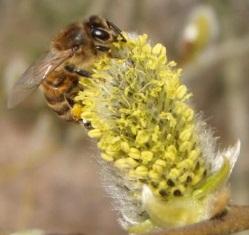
[
  {"x1": 87, "y1": 15, "x2": 126, "y2": 51},
  {"x1": 53, "y1": 16, "x2": 126, "y2": 52}
]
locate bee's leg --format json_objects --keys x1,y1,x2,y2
[
  {"x1": 95, "y1": 45, "x2": 110, "y2": 52},
  {"x1": 64, "y1": 64, "x2": 92, "y2": 78},
  {"x1": 81, "y1": 119, "x2": 93, "y2": 130},
  {"x1": 74, "y1": 67, "x2": 92, "y2": 77},
  {"x1": 64, "y1": 95, "x2": 74, "y2": 108},
  {"x1": 64, "y1": 94, "x2": 92, "y2": 129}
]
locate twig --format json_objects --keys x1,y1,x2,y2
[
  {"x1": 154, "y1": 205, "x2": 249, "y2": 235},
  {"x1": 183, "y1": 34, "x2": 249, "y2": 81}
]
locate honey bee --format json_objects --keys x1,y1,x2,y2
[{"x1": 8, "y1": 15, "x2": 126, "y2": 123}]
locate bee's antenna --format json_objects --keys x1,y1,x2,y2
[{"x1": 107, "y1": 20, "x2": 127, "y2": 42}]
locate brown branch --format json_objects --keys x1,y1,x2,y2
[
  {"x1": 183, "y1": 34, "x2": 249, "y2": 81},
  {"x1": 154, "y1": 205, "x2": 249, "y2": 235}
]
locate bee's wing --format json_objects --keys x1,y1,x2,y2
[{"x1": 7, "y1": 49, "x2": 73, "y2": 109}]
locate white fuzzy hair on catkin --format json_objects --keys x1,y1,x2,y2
[
  {"x1": 195, "y1": 113, "x2": 240, "y2": 175},
  {"x1": 100, "y1": 159, "x2": 148, "y2": 226}
]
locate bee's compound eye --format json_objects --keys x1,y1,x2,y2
[{"x1": 91, "y1": 28, "x2": 110, "y2": 41}]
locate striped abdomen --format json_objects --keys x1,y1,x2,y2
[{"x1": 40, "y1": 69, "x2": 79, "y2": 121}]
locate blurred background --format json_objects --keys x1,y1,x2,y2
[{"x1": 0, "y1": 0, "x2": 248, "y2": 234}]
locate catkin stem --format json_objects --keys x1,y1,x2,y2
[{"x1": 154, "y1": 205, "x2": 249, "y2": 235}]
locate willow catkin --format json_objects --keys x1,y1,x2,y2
[{"x1": 72, "y1": 33, "x2": 240, "y2": 234}]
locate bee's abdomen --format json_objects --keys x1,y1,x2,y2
[{"x1": 41, "y1": 70, "x2": 79, "y2": 121}]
